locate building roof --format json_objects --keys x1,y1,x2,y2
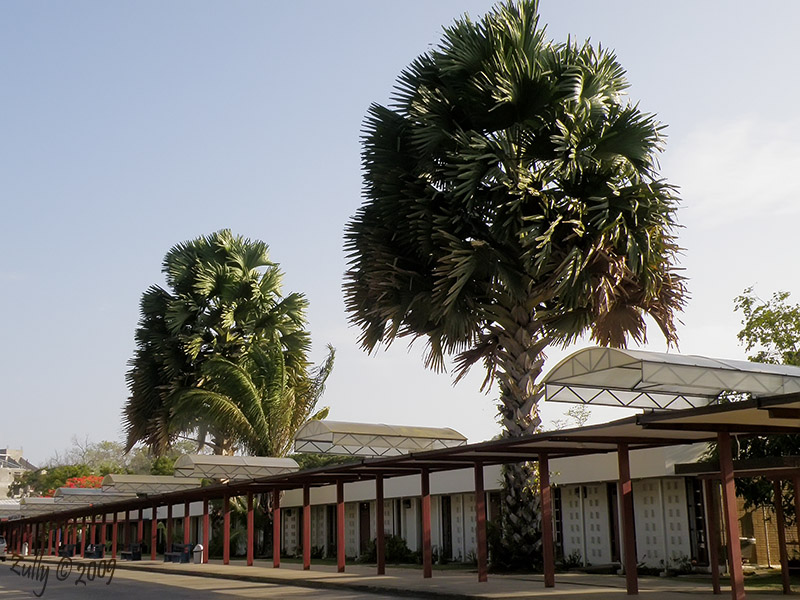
[
  {"x1": 173, "y1": 455, "x2": 299, "y2": 480},
  {"x1": 102, "y1": 474, "x2": 202, "y2": 495},
  {"x1": 53, "y1": 487, "x2": 138, "y2": 504},
  {"x1": 294, "y1": 420, "x2": 467, "y2": 456},
  {"x1": 543, "y1": 347, "x2": 800, "y2": 410}
]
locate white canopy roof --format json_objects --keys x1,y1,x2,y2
[
  {"x1": 294, "y1": 420, "x2": 467, "y2": 457},
  {"x1": 54, "y1": 487, "x2": 137, "y2": 504},
  {"x1": 173, "y1": 455, "x2": 299, "y2": 480},
  {"x1": 102, "y1": 474, "x2": 202, "y2": 495},
  {"x1": 543, "y1": 347, "x2": 800, "y2": 410}
]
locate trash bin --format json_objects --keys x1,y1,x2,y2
[
  {"x1": 193, "y1": 544, "x2": 203, "y2": 563},
  {"x1": 21, "y1": 542, "x2": 28, "y2": 556}
]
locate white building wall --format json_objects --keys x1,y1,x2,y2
[
  {"x1": 632, "y1": 477, "x2": 691, "y2": 568},
  {"x1": 282, "y1": 507, "x2": 299, "y2": 555},
  {"x1": 311, "y1": 505, "x2": 325, "y2": 550},
  {"x1": 345, "y1": 502, "x2": 358, "y2": 557},
  {"x1": 584, "y1": 483, "x2": 611, "y2": 564},
  {"x1": 561, "y1": 485, "x2": 586, "y2": 563}
]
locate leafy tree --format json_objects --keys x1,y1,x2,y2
[
  {"x1": 9, "y1": 464, "x2": 93, "y2": 498},
  {"x1": 730, "y1": 287, "x2": 800, "y2": 520},
  {"x1": 175, "y1": 341, "x2": 335, "y2": 457},
  {"x1": 344, "y1": 1, "x2": 685, "y2": 568},
  {"x1": 124, "y1": 229, "x2": 323, "y2": 455}
]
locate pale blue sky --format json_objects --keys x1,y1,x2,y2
[{"x1": 3, "y1": 1, "x2": 800, "y2": 465}]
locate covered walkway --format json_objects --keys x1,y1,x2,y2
[{"x1": 5, "y1": 349, "x2": 800, "y2": 600}]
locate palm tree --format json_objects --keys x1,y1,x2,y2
[
  {"x1": 343, "y1": 1, "x2": 686, "y2": 567},
  {"x1": 124, "y1": 230, "x2": 316, "y2": 455},
  {"x1": 174, "y1": 341, "x2": 335, "y2": 457}
]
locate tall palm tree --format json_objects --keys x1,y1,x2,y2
[
  {"x1": 344, "y1": 1, "x2": 686, "y2": 567},
  {"x1": 124, "y1": 230, "x2": 315, "y2": 455}
]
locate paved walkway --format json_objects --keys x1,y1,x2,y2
[{"x1": 35, "y1": 555, "x2": 782, "y2": 599}]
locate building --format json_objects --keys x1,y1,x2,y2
[{"x1": 0, "y1": 449, "x2": 36, "y2": 499}]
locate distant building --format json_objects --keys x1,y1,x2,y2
[{"x1": 0, "y1": 449, "x2": 36, "y2": 498}]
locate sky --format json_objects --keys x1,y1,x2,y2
[{"x1": 2, "y1": 1, "x2": 800, "y2": 467}]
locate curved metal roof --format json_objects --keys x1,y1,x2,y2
[
  {"x1": 294, "y1": 420, "x2": 467, "y2": 457},
  {"x1": 53, "y1": 487, "x2": 137, "y2": 504},
  {"x1": 102, "y1": 474, "x2": 202, "y2": 495},
  {"x1": 173, "y1": 455, "x2": 299, "y2": 480},
  {"x1": 543, "y1": 347, "x2": 800, "y2": 410}
]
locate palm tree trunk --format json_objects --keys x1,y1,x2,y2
[{"x1": 491, "y1": 306, "x2": 550, "y2": 569}]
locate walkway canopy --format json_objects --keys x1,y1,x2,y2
[
  {"x1": 102, "y1": 474, "x2": 202, "y2": 495},
  {"x1": 543, "y1": 347, "x2": 800, "y2": 410},
  {"x1": 294, "y1": 420, "x2": 467, "y2": 457},
  {"x1": 173, "y1": 455, "x2": 299, "y2": 480},
  {"x1": 53, "y1": 487, "x2": 137, "y2": 504}
]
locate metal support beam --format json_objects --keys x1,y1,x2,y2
[
  {"x1": 617, "y1": 443, "x2": 638, "y2": 595},
  {"x1": 124, "y1": 510, "x2": 130, "y2": 547},
  {"x1": 150, "y1": 504, "x2": 158, "y2": 560},
  {"x1": 474, "y1": 461, "x2": 488, "y2": 583},
  {"x1": 247, "y1": 492, "x2": 254, "y2": 566},
  {"x1": 80, "y1": 517, "x2": 86, "y2": 558},
  {"x1": 540, "y1": 453, "x2": 555, "y2": 588},
  {"x1": 272, "y1": 489, "x2": 281, "y2": 568},
  {"x1": 112, "y1": 512, "x2": 118, "y2": 559},
  {"x1": 303, "y1": 484, "x2": 311, "y2": 570},
  {"x1": 138, "y1": 508, "x2": 144, "y2": 544},
  {"x1": 336, "y1": 480, "x2": 345, "y2": 573},
  {"x1": 203, "y1": 498, "x2": 210, "y2": 564},
  {"x1": 704, "y1": 479, "x2": 721, "y2": 595},
  {"x1": 166, "y1": 505, "x2": 172, "y2": 551},
  {"x1": 773, "y1": 480, "x2": 790, "y2": 594},
  {"x1": 376, "y1": 475, "x2": 385, "y2": 575},
  {"x1": 421, "y1": 467, "x2": 432, "y2": 579},
  {"x1": 184, "y1": 501, "x2": 191, "y2": 545},
  {"x1": 718, "y1": 431, "x2": 745, "y2": 600},
  {"x1": 223, "y1": 495, "x2": 231, "y2": 565}
]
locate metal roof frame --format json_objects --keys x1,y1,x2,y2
[
  {"x1": 173, "y1": 455, "x2": 299, "y2": 480},
  {"x1": 543, "y1": 347, "x2": 800, "y2": 410}
]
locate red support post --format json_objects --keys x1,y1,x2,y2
[
  {"x1": 247, "y1": 492, "x2": 254, "y2": 566},
  {"x1": 617, "y1": 443, "x2": 638, "y2": 595},
  {"x1": 203, "y1": 498, "x2": 210, "y2": 564},
  {"x1": 111, "y1": 512, "x2": 118, "y2": 559},
  {"x1": 336, "y1": 480, "x2": 345, "y2": 573},
  {"x1": 718, "y1": 431, "x2": 745, "y2": 600},
  {"x1": 138, "y1": 509, "x2": 144, "y2": 544},
  {"x1": 272, "y1": 490, "x2": 281, "y2": 568},
  {"x1": 101, "y1": 513, "x2": 107, "y2": 549},
  {"x1": 303, "y1": 485, "x2": 311, "y2": 570},
  {"x1": 150, "y1": 505, "x2": 158, "y2": 560},
  {"x1": 90, "y1": 514, "x2": 96, "y2": 545},
  {"x1": 184, "y1": 502, "x2": 191, "y2": 545},
  {"x1": 793, "y1": 477, "x2": 800, "y2": 554},
  {"x1": 540, "y1": 453, "x2": 555, "y2": 588},
  {"x1": 376, "y1": 475, "x2": 385, "y2": 576},
  {"x1": 223, "y1": 496, "x2": 230, "y2": 565},
  {"x1": 124, "y1": 510, "x2": 130, "y2": 547},
  {"x1": 47, "y1": 526, "x2": 53, "y2": 556},
  {"x1": 55, "y1": 523, "x2": 62, "y2": 555},
  {"x1": 421, "y1": 467, "x2": 432, "y2": 579},
  {"x1": 71, "y1": 520, "x2": 77, "y2": 549},
  {"x1": 773, "y1": 480, "x2": 790, "y2": 594},
  {"x1": 166, "y1": 505, "x2": 172, "y2": 550},
  {"x1": 80, "y1": 517, "x2": 87, "y2": 558},
  {"x1": 474, "y1": 461, "x2": 488, "y2": 583}
]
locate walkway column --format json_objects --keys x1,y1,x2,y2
[
  {"x1": 617, "y1": 443, "x2": 638, "y2": 595},
  {"x1": 55, "y1": 523, "x2": 61, "y2": 554},
  {"x1": 138, "y1": 508, "x2": 144, "y2": 544},
  {"x1": 704, "y1": 478, "x2": 722, "y2": 594},
  {"x1": 100, "y1": 514, "x2": 107, "y2": 549},
  {"x1": 247, "y1": 492, "x2": 254, "y2": 566},
  {"x1": 540, "y1": 453, "x2": 555, "y2": 588},
  {"x1": 793, "y1": 477, "x2": 800, "y2": 553},
  {"x1": 474, "y1": 461, "x2": 488, "y2": 583},
  {"x1": 773, "y1": 480, "x2": 790, "y2": 594},
  {"x1": 124, "y1": 510, "x2": 130, "y2": 547},
  {"x1": 718, "y1": 431, "x2": 745, "y2": 600},
  {"x1": 111, "y1": 512, "x2": 118, "y2": 559},
  {"x1": 91, "y1": 514, "x2": 97, "y2": 546},
  {"x1": 203, "y1": 498, "x2": 210, "y2": 564},
  {"x1": 150, "y1": 504, "x2": 158, "y2": 560},
  {"x1": 80, "y1": 517, "x2": 87, "y2": 558},
  {"x1": 223, "y1": 496, "x2": 230, "y2": 565},
  {"x1": 47, "y1": 525, "x2": 53, "y2": 556},
  {"x1": 336, "y1": 480, "x2": 345, "y2": 573},
  {"x1": 166, "y1": 505, "x2": 172, "y2": 550},
  {"x1": 302, "y1": 484, "x2": 311, "y2": 570},
  {"x1": 421, "y1": 467, "x2": 432, "y2": 579},
  {"x1": 376, "y1": 475, "x2": 385, "y2": 575},
  {"x1": 272, "y1": 489, "x2": 281, "y2": 568},
  {"x1": 184, "y1": 502, "x2": 191, "y2": 545},
  {"x1": 71, "y1": 519, "x2": 77, "y2": 549}
]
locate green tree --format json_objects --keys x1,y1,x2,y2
[
  {"x1": 124, "y1": 229, "x2": 321, "y2": 455},
  {"x1": 175, "y1": 341, "x2": 335, "y2": 457},
  {"x1": 344, "y1": 1, "x2": 685, "y2": 568},
  {"x1": 731, "y1": 287, "x2": 800, "y2": 520},
  {"x1": 9, "y1": 464, "x2": 93, "y2": 498}
]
